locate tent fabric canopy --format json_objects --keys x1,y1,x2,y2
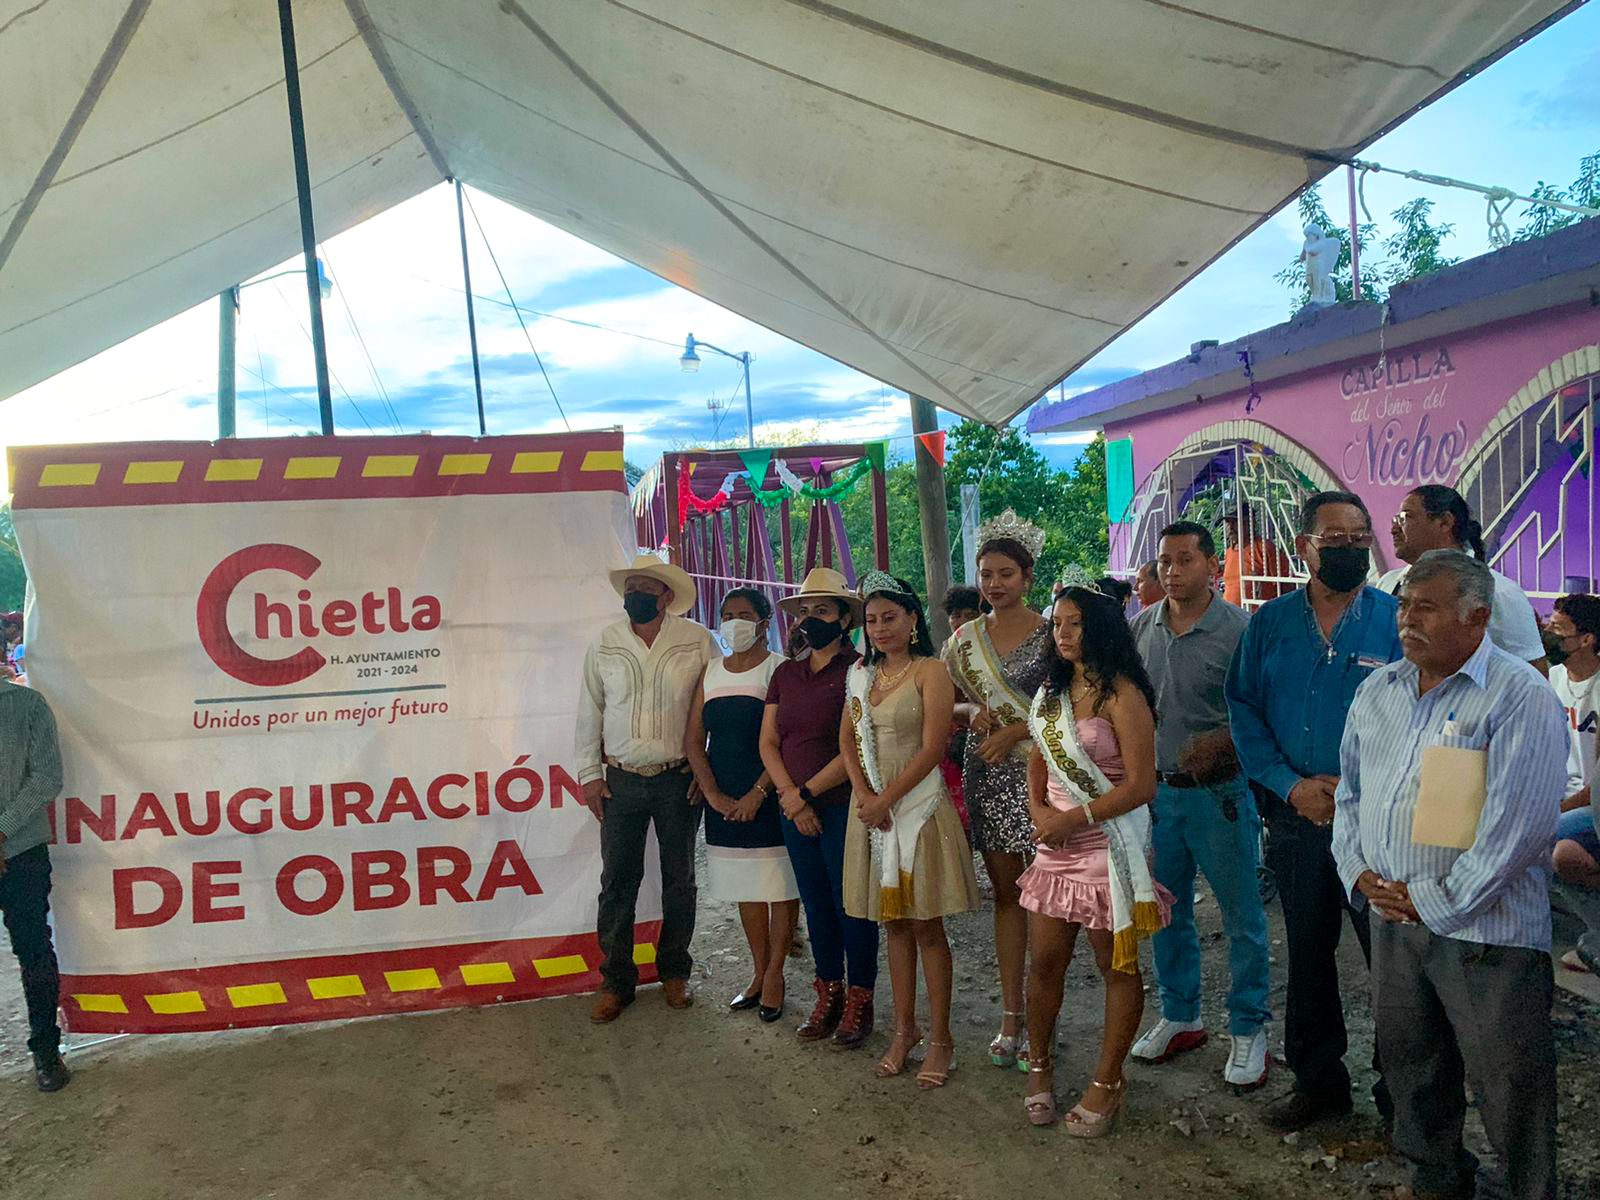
[{"x1": 0, "y1": 0, "x2": 1575, "y2": 425}]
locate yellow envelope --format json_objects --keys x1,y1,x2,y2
[{"x1": 1411, "y1": 745, "x2": 1488, "y2": 850}]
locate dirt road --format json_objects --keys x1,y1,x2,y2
[{"x1": 2, "y1": 865, "x2": 1597, "y2": 1199}]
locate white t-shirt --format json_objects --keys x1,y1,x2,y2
[
  {"x1": 1376, "y1": 564, "x2": 1545, "y2": 663},
  {"x1": 1550, "y1": 663, "x2": 1600, "y2": 794}
]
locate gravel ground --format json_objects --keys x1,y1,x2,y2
[{"x1": 0, "y1": 849, "x2": 1596, "y2": 1200}]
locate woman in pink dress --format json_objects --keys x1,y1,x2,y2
[{"x1": 1019, "y1": 585, "x2": 1171, "y2": 1136}]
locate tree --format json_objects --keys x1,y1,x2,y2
[
  {"x1": 0, "y1": 507, "x2": 26, "y2": 611},
  {"x1": 1512, "y1": 150, "x2": 1600, "y2": 242},
  {"x1": 1379, "y1": 198, "x2": 1457, "y2": 283}
]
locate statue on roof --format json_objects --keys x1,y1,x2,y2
[{"x1": 1300, "y1": 224, "x2": 1342, "y2": 307}]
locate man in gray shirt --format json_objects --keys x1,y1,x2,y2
[
  {"x1": 0, "y1": 681, "x2": 68, "y2": 1092},
  {"x1": 1128, "y1": 521, "x2": 1272, "y2": 1092}
]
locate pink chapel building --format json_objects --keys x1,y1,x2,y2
[{"x1": 1029, "y1": 218, "x2": 1600, "y2": 611}]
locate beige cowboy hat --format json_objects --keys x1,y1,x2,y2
[
  {"x1": 609, "y1": 553, "x2": 695, "y2": 616},
  {"x1": 779, "y1": 566, "x2": 864, "y2": 622}
]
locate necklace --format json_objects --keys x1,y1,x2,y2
[
  {"x1": 873, "y1": 659, "x2": 915, "y2": 691},
  {"x1": 1069, "y1": 675, "x2": 1097, "y2": 707}
]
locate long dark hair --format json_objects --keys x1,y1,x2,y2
[
  {"x1": 1043, "y1": 587, "x2": 1158, "y2": 716},
  {"x1": 1411, "y1": 485, "x2": 1486, "y2": 561},
  {"x1": 862, "y1": 576, "x2": 936, "y2": 665}
]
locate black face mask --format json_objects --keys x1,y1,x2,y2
[
  {"x1": 1313, "y1": 545, "x2": 1370, "y2": 593},
  {"x1": 798, "y1": 616, "x2": 844, "y2": 649},
  {"x1": 623, "y1": 591, "x2": 661, "y2": 624}
]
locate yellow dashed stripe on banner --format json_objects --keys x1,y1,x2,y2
[
  {"x1": 510, "y1": 451, "x2": 562, "y2": 474},
  {"x1": 582, "y1": 449, "x2": 624, "y2": 473},
  {"x1": 532, "y1": 954, "x2": 589, "y2": 979},
  {"x1": 632, "y1": 943, "x2": 657, "y2": 966},
  {"x1": 205, "y1": 458, "x2": 262, "y2": 482},
  {"x1": 385, "y1": 968, "x2": 442, "y2": 993},
  {"x1": 40, "y1": 463, "x2": 102, "y2": 487},
  {"x1": 146, "y1": 991, "x2": 205, "y2": 1015},
  {"x1": 460, "y1": 962, "x2": 515, "y2": 986},
  {"x1": 227, "y1": 982, "x2": 287, "y2": 1008},
  {"x1": 73, "y1": 993, "x2": 128, "y2": 1014},
  {"x1": 362, "y1": 454, "x2": 419, "y2": 478},
  {"x1": 284, "y1": 455, "x2": 341, "y2": 480},
  {"x1": 308, "y1": 974, "x2": 365, "y2": 1000},
  {"x1": 438, "y1": 453, "x2": 492, "y2": 476},
  {"x1": 124, "y1": 460, "x2": 184, "y2": 484}
]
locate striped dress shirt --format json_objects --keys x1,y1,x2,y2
[
  {"x1": 0, "y1": 684, "x2": 63, "y2": 860},
  {"x1": 1333, "y1": 633, "x2": 1567, "y2": 951}
]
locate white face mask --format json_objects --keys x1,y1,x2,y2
[{"x1": 719, "y1": 618, "x2": 762, "y2": 653}]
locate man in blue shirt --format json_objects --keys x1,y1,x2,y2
[
  {"x1": 1335, "y1": 550, "x2": 1565, "y2": 1200},
  {"x1": 1226, "y1": 491, "x2": 1400, "y2": 1132}
]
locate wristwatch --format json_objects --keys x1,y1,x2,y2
[{"x1": 798, "y1": 785, "x2": 814, "y2": 803}]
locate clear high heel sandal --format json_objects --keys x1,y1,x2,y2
[{"x1": 989, "y1": 1010, "x2": 1029, "y2": 1069}]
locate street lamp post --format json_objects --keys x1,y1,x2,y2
[
  {"x1": 680, "y1": 333, "x2": 755, "y2": 448},
  {"x1": 217, "y1": 260, "x2": 332, "y2": 439}
]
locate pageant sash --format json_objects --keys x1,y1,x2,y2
[
  {"x1": 947, "y1": 620, "x2": 1035, "y2": 762},
  {"x1": 848, "y1": 662, "x2": 941, "y2": 919},
  {"x1": 1029, "y1": 686, "x2": 1162, "y2": 973}
]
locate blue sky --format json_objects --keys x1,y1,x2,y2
[{"x1": 3, "y1": 9, "x2": 1598, "y2": 482}]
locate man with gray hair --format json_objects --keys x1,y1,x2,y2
[{"x1": 1334, "y1": 549, "x2": 1566, "y2": 1200}]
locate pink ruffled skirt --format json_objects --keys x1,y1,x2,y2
[{"x1": 1017, "y1": 825, "x2": 1175, "y2": 930}]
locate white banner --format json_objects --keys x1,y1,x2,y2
[{"x1": 8, "y1": 431, "x2": 655, "y2": 1032}]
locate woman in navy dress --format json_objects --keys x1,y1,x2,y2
[{"x1": 686, "y1": 588, "x2": 799, "y2": 1021}]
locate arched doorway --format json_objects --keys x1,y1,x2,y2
[
  {"x1": 1456, "y1": 345, "x2": 1600, "y2": 600},
  {"x1": 1115, "y1": 420, "x2": 1352, "y2": 610}
]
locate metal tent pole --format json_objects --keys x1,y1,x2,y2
[
  {"x1": 454, "y1": 179, "x2": 488, "y2": 435},
  {"x1": 276, "y1": 0, "x2": 335, "y2": 435}
]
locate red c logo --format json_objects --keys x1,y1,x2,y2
[{"x1": 197, "y1": 544, "x2": 326, "y2": 687}]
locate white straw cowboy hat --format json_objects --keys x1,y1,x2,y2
[
  {"x1": 609, "y1": 554, "x2": 696, "y2": 616},
  {"x1": 779, "y1": 566, "x2": 864, "y2": 622}
]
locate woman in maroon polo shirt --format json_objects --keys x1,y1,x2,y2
[{"x1": 759, "y1": 568, "x2": 879, "y2": 1049}]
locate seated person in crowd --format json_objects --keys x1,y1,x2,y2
[{"x1": 1545, "y1": 593, "x2": 1600, "y2": 972}]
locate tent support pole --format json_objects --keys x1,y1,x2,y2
[
  {"x1": 217, "y1": 287, "x2": 238, "y2": 439},
  {"x1": 1346, "y1": 165, "x2": 1362, "y2": 299},
  {"x1": 454, "y1": 180, "x2": 488, "y2": 436},
  {"x1": 910, "y1": 394, "x2": 952, "y2": 647},
  {"x1": 276, "y1": 0, "x2": 335, "y2": 436}
]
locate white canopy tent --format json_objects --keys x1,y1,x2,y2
[{"x1": 0, "y1": 0, "x2": 1580, "y2": 425}]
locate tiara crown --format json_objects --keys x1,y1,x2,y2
[
  {"x1": 1056, "y1": 563, "x2": 1096, "y2": 590},
  {"x1": 857, "y1": 569, "x2": 904, "y2": 599},
  {"x1": 975, "y1": 508, "x2": 1046, "y2": 559}
]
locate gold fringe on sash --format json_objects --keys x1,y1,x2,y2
[
  {"x1": 877, "y1": 870, "x2": 917, "y2": 922},
  {"x1": 1110, "y1": 899, "x2": 1166, "y2": 975}
]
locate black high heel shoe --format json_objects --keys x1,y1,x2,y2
[
  {"x1": 758, "y1": 999, "x2": 785, "y2": 1023},
  {"x1": 729, "y1": 983, "x2": 763, "y2": 1012}
]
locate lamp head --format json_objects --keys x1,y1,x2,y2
[{"x1": 679, "y1": 334, "x2": 700, "y2": 373}]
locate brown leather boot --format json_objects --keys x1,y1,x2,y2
[
  {"x1": 590, "y1": 990, "x2": 631, "y2": 1024},
  {"x1": 662, "y1": 978, "x2": 694, "y2": 1009},
  {"x1": 796, "y1": 978, "x2": 844, "y2": 1040},
  {"x1": 831, "y1": 985, "x2": 874, "y2": 1049}
]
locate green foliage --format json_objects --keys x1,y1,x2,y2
[
  {"x1": 1380, "y1": 198, "x2": 1457, "y2": 283},
  {"x1": 0, "y1": 507, "x2": 26, "y2": 612},
  {"x1": 623, "y1": 459, "x2": 646, "y2": 488},
  {"x1": 1512, "y1": 151, "x2": 1600, "y2": 242}
]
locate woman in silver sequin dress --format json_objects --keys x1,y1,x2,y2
[{"x1": 944, "y1": 513, "x2": 1051, "y2": 1070}]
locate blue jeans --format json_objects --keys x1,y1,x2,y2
[
  {"x1": 1556, "y1": 805, "x2": 1598, "y2": 848},
  {"x1": 1149, "y1": 777, "x2": 1272, "y2": 1036},
  {"x1": 781, "y1": 802, "x2": 878, "y2": 990}
]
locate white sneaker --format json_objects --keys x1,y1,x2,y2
[
  {"x1": 1224, "y1": 1028, "x2": 1270, "y2": 1089},
  {"x1": 1130, "y1": 1018, "x2": 1207, "y2": 1063}
]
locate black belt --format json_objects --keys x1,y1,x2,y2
[{"x1": 1157, "y1": 770, "x2": 1238, "y2": 789}]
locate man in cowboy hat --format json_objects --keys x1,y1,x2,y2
[{"x1": 576, "y1": 554, "x2": 717, "y2": 1023}]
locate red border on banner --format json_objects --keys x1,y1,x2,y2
[
  {"x1": 61, "y1": 922, "x2": 661, "y2": 1034},
  {"x1": 7, "y1": 431, "x2": 624, "y2": 510}
]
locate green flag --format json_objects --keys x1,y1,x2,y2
[
  {"x1": 737, "y1": 448, "x2": 774, "y2": 486},
  {"x1": 864, "y1": 441, "x2": 888, "y2": 473}
]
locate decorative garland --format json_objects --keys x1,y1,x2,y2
[
  {"x1": 747, "y1": 457, "x2": 873, "y2": 509},
  {"x1": 677, "y1": 469, "x2": 741, "y2": 526}
]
